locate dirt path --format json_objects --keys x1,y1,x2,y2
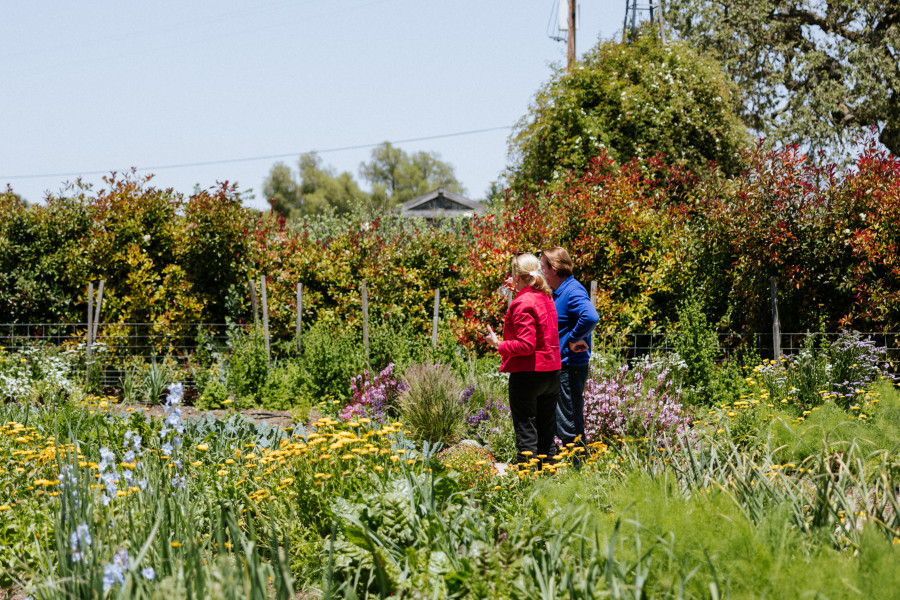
[{"x1": 112, "y1": 403, "x2": 297, "y2": 429}]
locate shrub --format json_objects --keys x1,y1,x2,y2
[
  {"x1": 435, "y1": 443, "x2": 497, "y2": 489},
  {"x1": 196, "y1": 377, "x2": 230, "y2": 410},
  {"x1": 298, "y1": 321, "x2": 364, "y2": 404},
  {"x1": 475, "y1": 410, "x2": 516, "y2": 464},
  {"x1": 397, "y1": 362, "x2": 467, "y2": 446},
  {"x1": 828, "y1": 331, "x2": 887, "y2": 408},
  {"x1": 583, "y1": 361, "x2": 691, "y2": 445},
  {"x1": 225, "y1": 327, "x2": 268, "y2": 403},
  {"x1": 671, "y1": 297, "x2": 718, "y2": 405},
  {"x1": 338, "y1": 363, "x2": 406, "y2": 422},
  {"x1": 260, "y1": 360, "x2": 307, "y2": 414}
]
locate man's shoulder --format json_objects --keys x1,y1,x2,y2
[{"x1": 558, "y1": 277, "x2": 589, "y2": 299}]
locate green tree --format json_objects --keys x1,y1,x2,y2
[
  {"x1": 665, "y1": 0, "x2": 900, "y2": 158},
  {"x1": 297, "y1": 153, "x2": 367, "y2": 215},
  {"x1": 262, "y1": 153, "x2": 367, "y2": 217},
  {"x1": 507, "y1": 31, "x2": 749, "y2": 187},
  {"x1": 359, "y1": 142, "x2": 466, "y2": 207},
  {"x1": 262, "y1": 162, "x2": 302, "y2": 216}
]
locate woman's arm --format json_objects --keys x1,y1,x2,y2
[{"x1": 498, "y1": 306, "x2": 537, "y2": 357}]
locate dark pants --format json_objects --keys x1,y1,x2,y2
[
  {"x1": 556, "y1": 364, "x2": 590, "y2": 449},
  {"x1": 508, "y1": 370, "x2": 560, "y2": 467}
]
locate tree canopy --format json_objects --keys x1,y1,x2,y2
[
  {"x1": 665, "y1": 0, "x2": 900, "y2": 158},
  {"x1": 359, "y1": 142, "x2": 465, "y2": 206},
  {"x1": 263, "y1": 143, "x2": 465, "y2": 217},
  {"x1": 506, "y1": 31, "x2": 749, "y2": 188}
]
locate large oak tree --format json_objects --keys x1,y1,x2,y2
[{"x1": 665, "y1": 0, "x2": 900, "y2": 158}]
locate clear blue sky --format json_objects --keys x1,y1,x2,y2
[{"x1": 2, "y1": 1, "x2": 624, "y2": 210}]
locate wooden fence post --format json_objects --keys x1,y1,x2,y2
[
  {"x1": 249, "y1": 278, "x2": 259, "y2": 327},
  {"x1": 85, "y1": 283, "x2": 93, "y2": 386},
  {"x1": 432, "y1": 289, "x2": 440, "y2": 348},
  {"x1": 361, "y1": 281, "x2": 369, "y2": 364},
  {"x1": 296, "y1": 283, "x2": 303, "y2": 353},
  {"x1": 770, "y1": 277, "x2": 781, "y2": 359},
  {"x1": 92, "y1": 280, "x2": 105, "y2": 343},
  {"x1": 260, "y1": 276, "x2": 271, "y2": 365}
]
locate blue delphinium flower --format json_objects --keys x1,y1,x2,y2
[{"x1": 142, "y1": 566, "x2": 155, "y2": 581}]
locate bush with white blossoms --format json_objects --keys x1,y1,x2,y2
[{"x1": 0, "y1": 345, "x2": 78, "y2": 401}]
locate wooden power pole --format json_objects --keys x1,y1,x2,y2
[{"x1": 567, "y1": 0, "x2": 577, "y2": 71}]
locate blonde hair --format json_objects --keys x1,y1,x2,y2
[{"x1": 511, "y1": 252, "x2": 553, "y2": 297}]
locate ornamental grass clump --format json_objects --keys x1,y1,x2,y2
[
  {"x1": 397, "y1": 362, "x2": 467, "y2": 446},
  {"x1": 583, "y1": 362, "x2": 691, "y2": 446},
  {"x1": 436, "y1": 443, "x2": 497, "y2": 489}
]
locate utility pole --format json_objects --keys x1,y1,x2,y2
[{"x1": 567, "y1": 0, "x2": 577, "y2": 71}]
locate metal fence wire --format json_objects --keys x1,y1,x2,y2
[
  {"x1": 1, "y1": 324, "x2": 899, "y2": 386},
  {"x1": 0, "y1": 323, "x2": 251, "y2": 387}
]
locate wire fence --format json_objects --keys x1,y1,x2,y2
[
  {"x1": 0, "y1": 323, "x2": 251, "y2": 387},
  {"x1": 593, "y1": 331, "x2": 900, "y2": 370},
  {"x1": 2, "y1": 324, "x2": 900, "y2": 386}
]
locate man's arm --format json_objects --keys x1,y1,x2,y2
[{"x1": 567, "y1": 287, "x2": 599, "y2": 346}]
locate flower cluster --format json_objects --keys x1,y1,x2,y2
[
  {"x1": 340, "y1": 364, "x2": 406, "y2": 423},
  {"x1": 828, "y1": 332, "x2": 889, "y2": 405},
  {"x1": 583, "y1": 363, "x2": 691, "y2": 445},
  {"x1": 160, "y1": 382, "x2": 186, "y2": 488}
]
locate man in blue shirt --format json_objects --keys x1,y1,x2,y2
[{"x1": 540, "y1": 247, "x2": 599, "y2": 460}]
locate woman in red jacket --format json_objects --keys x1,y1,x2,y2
[{"x1": 485, "y1": 252, "x2": 561, "y2": 468}]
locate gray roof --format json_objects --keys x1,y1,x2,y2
[{"x1": 400, "y1": 187, "x2": 484, "y2": 218}]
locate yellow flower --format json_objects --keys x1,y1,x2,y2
[
  {"x1": 197, "y1": 444, "x2": 209, "y2": 451},
  {"x1": 0, "y1": 505, "x2": 10, "y2": 511},
  {"x1": 217, "y1": 469, "x2": 228, "y2": 476},
  {"x1": 171, "y1": 541, "x2": 182, "y2": 548}
]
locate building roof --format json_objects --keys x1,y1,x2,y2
[{"x1": 400, "y1": 187, "x2": 484, "y2": 219}]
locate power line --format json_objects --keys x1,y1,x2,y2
[{"x1": 0, "y1": 125, "x2": 513, "y2": 181}]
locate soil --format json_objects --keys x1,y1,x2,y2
[
  {"x1": 100, "y1": 385, "x2": 322, "y2": 430},
  {"x1": 110, "y1": 403, "x2": 310, "y2": 430}
]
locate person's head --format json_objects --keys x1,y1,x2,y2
[
  {"x1": 540, "y1": 246, "x2": 573, "y2": 290},
  {"x1": 511, "y1": 252, "x2": 553, "y2": 297}
]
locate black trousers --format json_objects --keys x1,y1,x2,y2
[{"x1": 508, "y1": 370, "x2": 561, "y2": 467}]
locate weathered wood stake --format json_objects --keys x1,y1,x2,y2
[
  {"x1": 86, "y1": 283, "x2": 93, "y2": 385},
  {"x1": 770, "y1": 276, "x2": 781, "y2": 359},
  {"x1": 261, "y1": 276, "x2": 271, "y2": 364},
  {"x1": 249, "y1": 278, "x2": 259, "y2": 326},
  {"x1": 432, "y1": 289, "x2": 440, "y2": 348},
  {"x1": 92, "y1": 280, "x2": 105, "y2": 343},
  {"x1": 361, "y1": 281, "x2": 369, "y2": 363},
  {"x1": 296, "y1": 283, "x2": 303, "y2": 353}
]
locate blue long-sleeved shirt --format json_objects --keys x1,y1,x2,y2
[{"x1": 552, "y1": 276, "x2": 599, "y2": 367}]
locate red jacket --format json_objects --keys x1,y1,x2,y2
[{"x1": 499, "y1": 287, "x2": 561, "y2": 373}]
